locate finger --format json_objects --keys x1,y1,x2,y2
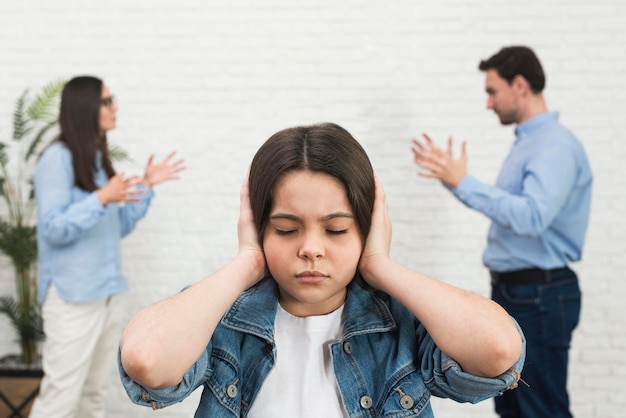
[
  {"x1": 171, "y1": 158, "x2": 185, "y2": 167},
  {"x1": 162, "y1": 151, "x2": 177, "y2": 163},
  {"x1": 170, "y1": 162, "x2": 187, "y2": 173},
  {"x1": 417, "y1": 172, "x2": 441, "y2": 179},
  {"x1": 421, "y1": 133, "x2": 447, "y2": 156},
  {"x1": 414, "y1": 160, "x2": 441, "y2": 174},
  {"x1": 431, "y1": 147, "x2": 447, "y2": 160},
  {"x1": 413, "y1": 152, "x2": 434, "y2": 165},
  {"x1": 124, "y1": 175, "x2": 141, "y2": 186},
  {"x1": 127, "y1": 187, "x2": 145, "y2": 195},
  {"x1": 412, "y1": 144, "x2": 440, "y2": 160},
  {"x1": 461, "y1": 141, "x2": 467, "y2": 160},
  {"x1": 411, "y1": 138, "x2": 426, "y2": 151},
  {"x1": 446, "y1": 137, "x2": 453, "y2": 156},
  {"x1": 375, "y1": 175, "x2": 388, "y2": 214},
  {"x1": 240, "y1": 167, "x2": 252, "y2": 209},
  {"x1": 123, "y1": 189, "x2": 144, "y2": 203},
  {"x1": 373, "y1": 173, "x2": 385, "y2": 199},
  {"x1": 411, "y1": 146, "x2": 424, "y2": 159},
  {"x1": 146, "y1": 155, "x2": 155, "y2": 167}
]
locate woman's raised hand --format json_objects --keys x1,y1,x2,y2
[
  {"x1": 96, "y1": 173, "x2": 143, "y2": 205},
  {"x1": 142, "y1": 151, "x2": 186, "y2": 188}
]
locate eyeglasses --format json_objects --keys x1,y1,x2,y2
[{"x1": 100, "y1": 95, "x2": 116, "y2": 108}]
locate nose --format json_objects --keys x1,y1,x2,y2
[
  {"x1": 486, "y1": 96, "x2": 494, "y2": 110},
  {"x1": 298, "y1": 232, "x2": 324, "y2": 260}
]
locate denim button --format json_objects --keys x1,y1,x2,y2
[
  {"x1": 343, "y1": 341, "x2": 353, "y2": 354},
  {"x1": 360, "y1": 395, "x2": 373, "y2": 409},
  {"x1": 400, "y1": 394, "x2": 414, "y2": 409},
  {"x1": 227, "y1": 384, "x2": 238, "y2": 398}
]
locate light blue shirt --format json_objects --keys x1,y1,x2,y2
[
  {"x1": 450, "y1": 112, "x2": 593, "y2": 272},
  {"x1": 34, "y1": 142, "x2": 154, "y2": 304}
]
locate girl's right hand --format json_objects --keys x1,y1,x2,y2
[
  {"x1": 96, "y1": 173, "x2": 144, "y2": 205},
  {"x1": 237, "y1": 174, "x2": 267, "y2": 287}
]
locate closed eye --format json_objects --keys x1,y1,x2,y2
[
  {"x1": 327, "y1": 229, "x2": 348, "y2": 235},
  {"x1": 275, "y1": 229, "x2": 296, "y2": 236}
]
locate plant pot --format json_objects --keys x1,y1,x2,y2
[{"x1": 0, "y1": 354, "x2": 43, "y2": 417}]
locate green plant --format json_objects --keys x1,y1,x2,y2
[{"x1": 0, "y1": 79, "x2": 65, "y2": 364}]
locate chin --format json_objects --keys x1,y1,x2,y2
[{"x1": 497, "y1": 115, "x2": 515, "y2": 125}]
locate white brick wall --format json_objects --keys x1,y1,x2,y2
[{"x1": 0, "y1": 1, "x2": 624, "y2": 416}]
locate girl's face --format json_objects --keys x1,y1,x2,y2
[
  {"x1": 99, "y1": 85, "x2": 117, "y2": 133},
  {"x1": 263, "y1": 170, "x2": 363, "y2": 317}
]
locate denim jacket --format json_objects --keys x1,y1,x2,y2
[{"x1": 119, "y1": 278, "x2": 525, "y2": 417}]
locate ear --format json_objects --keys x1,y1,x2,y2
[{"x1": 512, "y1": 75, "x2": 531, "y2": 95}]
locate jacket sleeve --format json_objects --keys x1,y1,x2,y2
[
  {"x1": 118, "y1": 346, "x2": 211, "y2": 409},
  {"x1": 419, "y1": 318, "x2": 526, "y2": 403}
]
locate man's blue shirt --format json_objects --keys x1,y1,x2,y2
[
  {"x1": 35, "y1": 142, "x2": 154, "y2": 304},
  {"x1": 451, "y1": 111, "x2": 593, "y2": 271}
]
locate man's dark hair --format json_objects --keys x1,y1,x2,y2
[{"x1": 479, "y1": 46, "x2": 546, "y2": 93}]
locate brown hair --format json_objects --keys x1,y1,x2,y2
[
  {"x1": 249, "y1": 122, "x2": 375, "y2": 245},
  {"x1": 58, "y1": 76, "x2": 115, "y2": 191}
]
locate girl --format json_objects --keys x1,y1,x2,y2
[
  {"x1": 119, "y1": 123, "x2": 524, "y2": 417},
  {"x1": 30, "y1": 76, "x2": 184, "y2": 418}
]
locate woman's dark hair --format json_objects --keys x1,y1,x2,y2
[
  {"x1": 478, "y1": 46, "x2": 546, "y2": 93},
  {"x1": 249, "y1": 122, "x2": 375, "y2": 246},
  {"x1": 58, "y1": 76, "x2": 115, "y2": 191}
]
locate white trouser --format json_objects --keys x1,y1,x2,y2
[{"x1": 29, "y1": 284, "x2": 123, "y2": 418}]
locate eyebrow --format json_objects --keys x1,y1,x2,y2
[{"x1": 269, "y1": 212, "x2": 354, "y2": 222}]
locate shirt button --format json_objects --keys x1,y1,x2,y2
[
  {"x1": 343, "y1": 341, "x2": 353, "y2": 354},
  {"x1": 227, "y1": 384, "x2": 238, "y2": 398},
  {"x1": 360, "y1": 395, "x2": 373, "y2": 409},
  {"x1": 400, "y1": 394, "x2": 414, "y2": 409}
]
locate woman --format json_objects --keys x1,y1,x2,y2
[
  {"x1": 30, "y1": 76, "x2": 184, "y2": 418},
  {"x1": 119, "y1": 123, "x2": 524, "y2": 417}
]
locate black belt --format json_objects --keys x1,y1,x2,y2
[{"x1": 490, "y1": 267, "x2": 570, "y2": 285}]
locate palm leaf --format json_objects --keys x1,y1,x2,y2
[
  {"x1": 0, "y1": 221, "x2": 37, "y2": 271},
  {"x1": 27, "y1": 79, "x2": 65, "y2": 122},
  {"x1": 109, "y1": 144, "x2": 132, "y2": 163},
  {"x1": 0, "y1": 141, "x2": 8, "y2": 166},
  {"x1": 0, "y1": 295, "x2": 44, "y2": 344},
  {"x1": 12, "y1": 91, "x2": 33, "y2": 141},
  {"x1": 25, "y1": 120, "x2": 58, "y2": 163},
  {"x1": 0, "y1": 295, "x2": 21, "y2": 338}
]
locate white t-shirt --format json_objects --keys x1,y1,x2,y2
[{"x1": 248, "y1": 303, "x2": 347, "y2": 418}]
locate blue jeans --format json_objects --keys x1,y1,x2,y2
[{"x1": 491, "y1": 268, "x2": 581, "y2": 418}]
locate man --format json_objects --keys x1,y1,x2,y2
[{"x1": 411, "y1": 46, "x2": 592, "y2": 418}]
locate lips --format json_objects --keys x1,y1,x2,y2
[{"x1": 295, "y1": 270, "x2": 328, "y2": 284}]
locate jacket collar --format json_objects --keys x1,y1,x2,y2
[{"x1": 220, "y1": 278, "x2": 397, "y2": 341}]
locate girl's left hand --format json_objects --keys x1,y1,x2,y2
[
  {"x1": 359, "y1": 174, "x2": 392, "y2": 288},
  {"x1": 143, "y1": 151, "x2": 186, "y2": 188}
]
